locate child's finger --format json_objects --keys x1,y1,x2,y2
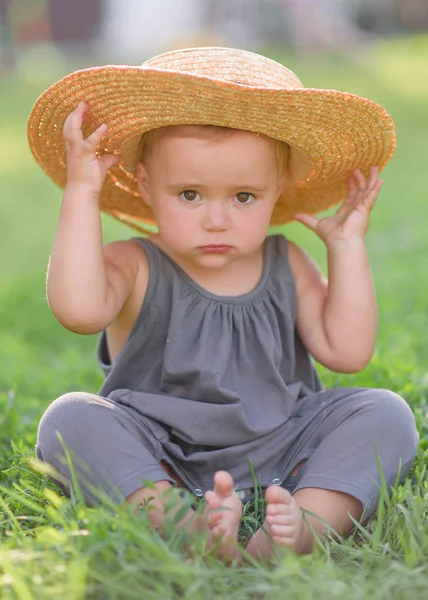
[
  {"x1": 99, "y1": 154, "x2": 120, "y2": 171},
  {"x1": 343, "y1": 176, "x2": 358, "y2": 205},
  {"x1": 63, "y1": 101, "x2": 87, "y2": 145},
  {"x1": 352, "y1": 168, "x2": 367, "y2": 193},
  {"x1": 293, "y1": 212, "x2": 319, "y2": 232},
  {"x1": 335, "y1": 176, "x2": 360, "y2": 221},
  {"x1": 367, "y1": 165, "x2": 380, "y2": 193},
  {"x1": 83, "y1": 123, "x2": 108, "y2": 154},
  {"x1": 362, "y1": 179, "x2": 383, "y2": 212},
  {"x1": 336, "y1": 196, "x2": 359, "y2": 223}
]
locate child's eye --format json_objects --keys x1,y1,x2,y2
[
  {"x1": 180, "y1": 190, "x2": 200, "y2": 202},
  {"x1": 235, "y1": 192, "x2": 254, "y2": 204}
]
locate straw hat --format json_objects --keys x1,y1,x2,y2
[{"x1": 27, "y1": 47, "x2": 396, "y2": 231}]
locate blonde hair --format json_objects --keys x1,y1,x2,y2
[{"x1": 137, "y1": 125, "x2": 290, "y2": 175}]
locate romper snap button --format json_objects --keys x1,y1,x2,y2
[
  {"x1": 272, "y1": 478, "x2": 281, "y2": 486},
  {"x1": 194, "y1": 488, "x2": 204, "y2": 497}
]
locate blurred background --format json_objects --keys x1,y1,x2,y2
[
  {"x1": 0, "y1": 0, "x2": 427, "y2": 412},
  {"x1": 1, "y1": 0, "x2": 428, "y2": 68}
]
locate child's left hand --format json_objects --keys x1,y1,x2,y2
[{"x1": 293, "y1": 166, "x2": 383, "y2": 247}]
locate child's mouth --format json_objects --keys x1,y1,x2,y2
[{"x1": 199, "y1": 245, "x2": 232, "y2": 254}]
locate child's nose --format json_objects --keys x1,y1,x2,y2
[{"x1": 202, "y1": 200, "x2": 230, "y2": 231}]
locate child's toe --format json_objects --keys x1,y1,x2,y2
[
  {"x1": 213, "y1": 471, "x2": 235, "y2": 498},
  {"x1": 265, "y1": 485, "x2": 293, "y2": 506},
  {"x1": 265, "y1": 513, "x2": 290, "y2": 526},
  {"x1": 205, "y1": 490, "x2": 221, "y2": 510}
]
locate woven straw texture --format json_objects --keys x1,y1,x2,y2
[{"x1": 27, "y1": 47, "x2": 396, "y2": 230}]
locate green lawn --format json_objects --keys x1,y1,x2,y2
[{"x1": 0, "y1": 37, "x2": 427, "y2": 599}]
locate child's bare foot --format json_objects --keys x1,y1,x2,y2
[
  {"x1": 247, "y1": 486, "x2": 311, "y2": 558},
  {"x1": 264, "y1": 486, "x2": 310, "y2": 552},
  {"x1": 204, "y1": 471, "x2": 243, "y2": 563}
]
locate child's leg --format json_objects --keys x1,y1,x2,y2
[
  {"x1": 36, "y1": 392, "x2": 176, "y2": 505},
  {"x1": 246, "y1": 486, "x2": 362, "y2": 557},
  {"x1": 248, "y1": 387, "x2": 418, "y2": 559},
  {"x1": 36, "y1": 392, "x2": 243, "y2": 562},
  {"x1": 126, "y1": 479, "x2": 183, "y2": 527},
  {"x1": 126, "y1": 471, "x2": 243, "y2": 562}
]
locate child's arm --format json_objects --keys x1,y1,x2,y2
[
  {"x1": 289, "y1": 167, "x2": 381, "y2": 373},
  {"x1": 47, "y1": 102, "x2": 145, "y2": 334}
]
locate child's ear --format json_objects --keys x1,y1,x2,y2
[{"x1": 136, "y1": 162, "x2": 152, "y2": 206}]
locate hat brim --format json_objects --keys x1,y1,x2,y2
[{"x1": 27, "y1": 65, "x2": 396, "y2": 227}]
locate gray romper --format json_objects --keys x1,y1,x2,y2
[{"x1": 36, "y1": 235, "x2": 419, "y2": 515}]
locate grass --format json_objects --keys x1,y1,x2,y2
[{"x1": 0, "y1": 36, "x2": 427, "y2": 599}]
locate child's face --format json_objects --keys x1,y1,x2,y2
[{"x1": 136, "y1": 127, "x2": 283, "y2": 268}]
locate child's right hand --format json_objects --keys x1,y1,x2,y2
[{"x1": 63, "y1": 101, "x2": 120, "y2": 197}]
